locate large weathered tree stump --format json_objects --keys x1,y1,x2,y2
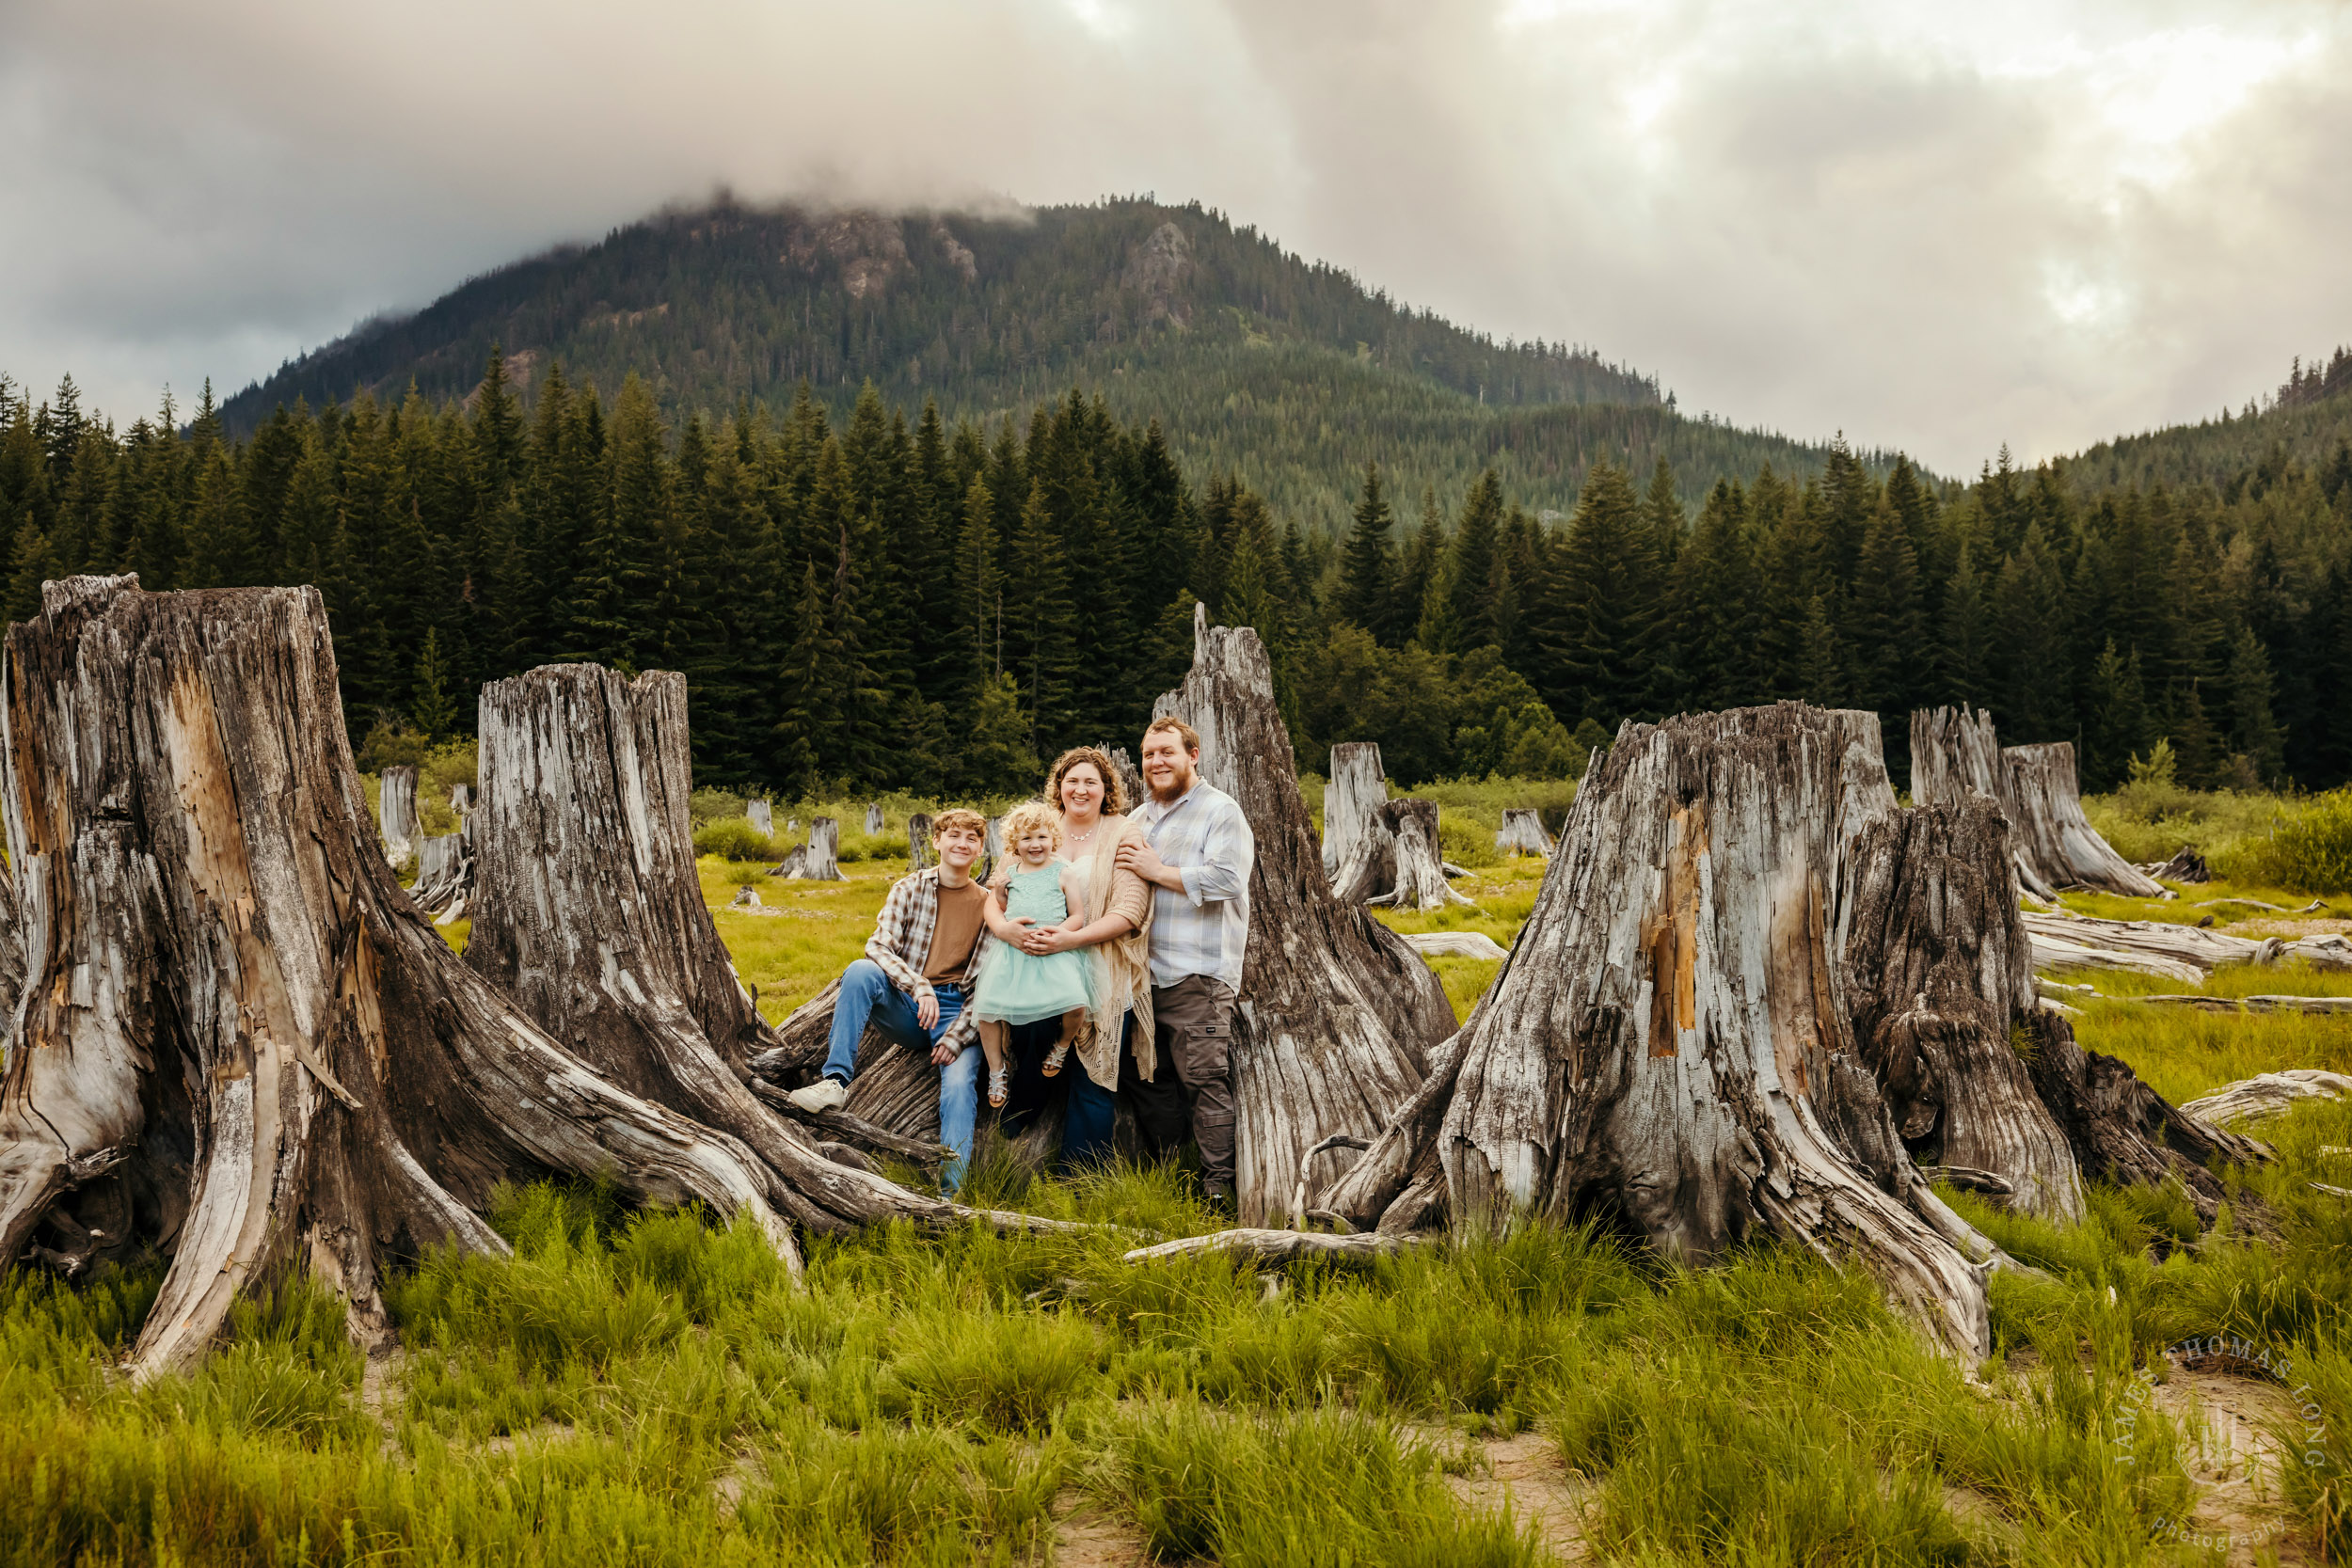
[
  {"x1": 1155, "y1": 605, "x2": 1456, "y2": 1225},
  {"x1": 465, "y1": 664, "x2": 1048, "y2": 1240},
  {"x1": 1910, "y1": 706, "x2": 2158, "y2": 897},
  {"x1": 408, "y1": 824, "x2": 474, "y2": 926},
  {"x1": 1329, "y1": 798, "x2": 1473, "y2": 911},
  {"x1": 771, "y1": 816, "x2": 844, "y2": 881},
  {"x1": 0, "y1": 578, "x2": 805, "y2": 1377},
  {"x1": 1321, "y1": 742, "x2": 1388, "y2": 879},
  {"x1": 378, "y1": 765, "x2": 419, "y2": 866}
]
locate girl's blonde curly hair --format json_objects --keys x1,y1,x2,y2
[{"x1": 999, "y1": 798, "x2": 1061, "y2": 851}]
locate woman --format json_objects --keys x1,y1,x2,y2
[{"x1": 993, "y1": 746, "x2": 1154, "y2": 1167}]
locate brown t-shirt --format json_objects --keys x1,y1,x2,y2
[{"x1": 924, "y1": 877, "x2": 989, "y2": 982}]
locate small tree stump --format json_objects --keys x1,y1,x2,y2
[
  {"x1": 1496, "y1": 808, "x2": 1554, "y2": 857},
  {"x1": 1330, "y1": 798, "x2": 1472, "y2": 911},
  {"x1": 409, "y1": 824, "x2": 475, "y2": 926},
  {"x1": 450, "y1": 783, "x2": 471, "y2": 815},
  {"x1": 981, "y1": 815, "x2": 1004, "y2": 880},
  {"x1": 865, "y1": 802, "x2": 884, "y2": 835},
  {"x1": 1153, "y1": 604, "x2": 1456, "y2": 1225},
  {"x1": 795, "y1": 817, "x2": 845, "y2": 881},
  {"x1": 1321, "y1": 742, "x2": 1388, "y2": 879},
  {"x1": 908, "y1": 814, "x2": 936, "y2": 870},
  {"x1": 379, "y1": 765, "x2": 419, "y2": 866},
  {"x1": 746, "y1": 799, "x2": 773, "y2": 837}
]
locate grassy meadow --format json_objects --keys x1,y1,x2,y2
[{"x1": 9, "y1": 780, "x2": 2352, "y2": 1564}]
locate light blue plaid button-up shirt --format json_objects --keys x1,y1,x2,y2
[{"x1": 1131, "y1": 779, "x2": 1254, "y2": 991}]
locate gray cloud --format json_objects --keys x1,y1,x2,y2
[{"x1": 4, "y1": 0, "x2": 2344, "y2": 473}]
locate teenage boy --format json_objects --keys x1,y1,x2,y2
[
  {"x1": 788, "y1": 808, "x2": 992, "y2": 1192},
  {"x1": 1116, "y1": 715, "x2": 1255, "y2": 1212}
]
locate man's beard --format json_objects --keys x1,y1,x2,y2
[{"x1": 1148, "y1": 766, "x2": 1194, "y2": 802}]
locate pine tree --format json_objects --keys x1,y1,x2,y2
[
  {"x1": 1445, "y1": 469, "x2": 1504, "y2": 651},
  {"x1": 1991, "y1": 521, "x2": 2073, "y2": 738},
  {"x1": 1796, "y1": 594, "x2": 1848, "y2": 707},
  {"x1": 2225, "y1": 626, "x2": 2285, "y2": 784},
  {"x1": 1006, "y1": 477, "x2": 1081, "y2": 752},
  {"x1": 1643, "y1": 455, "x2": 1684, "y2": 568},
  {"x1": 1394, "y1": 486, "x2": 1445, "y2": 647},
  {"x1": 1336, "y1": 460, "x2": 1395, "y2": 639},
  {"x1": 1536, "y1": 461, "x2": 1661, "y2": 728},
  {"x1": 7, "y1": 523, "x2": 59, "y2": 623},
  {"x1": 957, "y1": 476, "x2": 1004, "y2": 689},
  {"x1": 1849, "y1": 498, "x2": 1925, "y2": 742},
  {"x1": 410, "y1": 626, "x2": 457, "y2": 741},
  {"x1": 2081, "y1": 639, "x2": 2150, "y2": 790},
  {"x1": 772, "y1": 563, "x2": 838, "y2": 794}
]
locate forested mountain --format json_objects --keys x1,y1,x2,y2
[
  {"x1": 2071, "y1": 348, "x2": 2352, "y2": 496},
  {"x1": 8, "y1": 342, "x2": 2350, "y2": 801},
  {"x1": 218, "y1": 198, "x2": 1895, "y2": 533}
]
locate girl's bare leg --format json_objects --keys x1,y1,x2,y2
[
  {"x1": 979, "y1": 1020, "x2": 1010, "y2": 1106},
  {"x1": 1042, "y1": 1008, "x2": 1085, "y2": 1076}
]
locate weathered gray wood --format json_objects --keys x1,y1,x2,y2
[
  {"x1": 907, "y1": 814, "x2": 936, "y2": 871},
  {"x1": 1330, "y1": 797, "x2": 1472, "y2": 911},
  {"x1": 2022, "y1": 909, "x2": 2277, "y2": 975},
  {"x1": 1840, "y1": 800, "x2": 2084, "y2": 1220},
  {"x1": 864, "y1": 801, "x2": 884, "y2": 835},
  {"x1": 1321, "y1": 742, "x2": 1387, "y2": 879},
  {"x1": 1122, "y1": 1227, "x2": 1424, "y2": 1267},
  {"x1": 449, "y1": 783, "x2": 471, "y2": 816},
  {"x1": 1400, "y1": 930, "x2": 1508, "y2": 960},
  {"x1": 465, "y1": 663, "x2": 1067, "y2": 1243},
  {"x1": 0, "y1": 578, "x2": 803, "y2": 1379},
  {"x1": 2179, "y1": 1069, "x2": 2352, "y2": 1125},
  {"x1": 1909, "y1": 705, "x2": 2056, "y2": 898},
  {"x1": 1496, "y1": 808, "x2": 1554, "y2": 857},
  {"x1": 1154, "y1": 603, "x2": 1455, "y2": 1226},
  {"x1": 1099, "y1": 745, "x2": 1146, "y2": 815},
  {"x1": 2145, "y1": 847, "x2": 2211, "y2": 883},
  {"x1": 791, "y1": 817, "x2": 844, "y2": 881},
  {"x1": 2000, "y1": 742, "x2": 2164, "y2": 896},
  {"x1": 408, "y1": 825, "x2": 474, "y2": 926},
  {"x1": 981, "y1": 815, "x2": 1003, "y2": 881},
  {"x1": 746, "y1": 799, "x2": 772, "y2": 837},
  {"x1": 379, "y1": 765, "x2": 419, "y2": 866},
  {"x1": 2137, "y1": 993, "x2": 2352, "y2": 1015}
]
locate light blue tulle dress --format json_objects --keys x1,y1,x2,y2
[{"x1": 970, "y1": 863, "x2": 1095, "y2": 1025}]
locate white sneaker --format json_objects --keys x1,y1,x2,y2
[{"x1": 787, "y1": 1076, "x2": 849, "y2": 1114}]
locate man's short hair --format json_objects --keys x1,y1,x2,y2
[
  {"x1": 932, "y1": 807, "x2": 987, "y2": 840},
  {"x1": 1143, "y1": 715, "x2": 1200, "y2": 753}
]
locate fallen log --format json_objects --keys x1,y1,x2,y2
[
  {"x1": 2028, "y1": 934, "x2": 2206, "y2": 985},
  {"x1": 1399, "y1": 929, "x2": 1509, "y2": 961},
  {"x1": 2144, "y1": 847, "x2": 2211, "y2": 883},
  {"x1": 1321, "y1": 742, "x2": 1388, "y2": 879},
  {"x1": 0, "y1": 578, "x2": 803, "y2": 1378},
  {"x1": 1330, "y1": 798, "x2": 1473, "y2": 911},
  {"x1": 2022, "y1": 910, "x2": 2276, "y2": 974},
  {"x1": 2178, "y1": 1069, "x2": 2352, "y2": 1126},
  {"x1": 1122, "y1": 1227, "x2": 1424, "y2": 1267},
  {"x1": 1495, "y1": 808, "x2": 1554, "y2": 857},
  {"x1": 2137, "y1": 994, "x2": 2352, "y2": 1015}
]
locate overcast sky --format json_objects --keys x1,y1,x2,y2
[{"x1": 4, "y1": 0, "x2": 2345, "y2": 474}]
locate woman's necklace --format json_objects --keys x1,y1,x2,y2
[{"x1": 1065, "y1": 816, "x2": 1101, "y2": 847}]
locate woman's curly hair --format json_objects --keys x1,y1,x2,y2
[{"x1": 1046, "y1": 746, "x2": 1128, "y2": 816}]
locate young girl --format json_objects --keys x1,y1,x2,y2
[{"x1": 968, "y1": 800, "x2": 1094, "y2": 1108}]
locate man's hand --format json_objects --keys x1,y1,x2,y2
[
  {"x1": 930, "y1": 1038, "x2": 961, "y2": 1067},
  {"x1": 1116, "y1": 839, "x2": 1178, "y2": 890},
  {"x1": 915, "y1": 990, "x2": 940, "y2": 1030}
]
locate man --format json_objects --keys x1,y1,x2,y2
[
  {"x1": 1116, "y1": 715, "x2": 1255, "y2": 1211},
  {"x1": 788, "y1": 808, "x2": 991, "y2": 1193}
]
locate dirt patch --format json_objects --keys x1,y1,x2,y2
[
  {"x1": 1443, "y1": 1430, "x2": 1592, "y2": 1563},
  {"x1": 2150, "y1": 1366, "x2": 2318, "y2": 1566},
  {"x1": 1053, "y1": 1489, "x2": 1150, "y2": 1568}
]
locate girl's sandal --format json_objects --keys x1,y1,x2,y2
[
  {"x1": 988, "y1": 1066, "x2": 1010, "y2": 1108},
  {"x1": 1041, "y1": 1037, "x2": 1072, "y2": 1078}
]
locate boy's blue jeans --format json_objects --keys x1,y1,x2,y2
[{"x1": 824, "y1": 959, "x2": 980, "y2": 1193}]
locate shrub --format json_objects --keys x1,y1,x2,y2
[
  {"x1": 2245, "y1": 789, "x2": 2352, "y2": 894},
  {"x1": 693, "y1": 817, "x2": 776, "y2": 862},
  {"x1": 1437, "y1": 812, "x2": 1502, "y2": 869},
  {"x1": 689, "y1": 787, "x2": 747, "y2": 826}
]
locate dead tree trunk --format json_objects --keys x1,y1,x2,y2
[
  {"x1": 0, "y1": 578, "x2": 807, "y2": 1378},
  {"x1": 449, "y1": 783, "x2": 471, "y2": 816},
  {"x1": 408, "y1": 823, "x2": 474, "y2": 926},
  {"x1": 746, "y1": 799, "x2": 773, "y2": 838},
  {"x1": 1496, "y1": 808, "x2": 1554, "y2": 857},
  {"x1": 907, "y1": 814, "x2": 936, "y2": 870},
  {"x1": 1839, "y1": 800, "x2": 2085, "y2": 1221},
  {"x1": 1909, "y1": 706, "x2": 2058, "y2": 898},
  {"x1": 792, "y1": 817, "x2": 845, "y2": 881},
  {"x1": 1330, "y1": 799, "x2": 1473, "y2": 911},
  {"x1": 1999, "y1": 742, "x2": 2163, "y2": 897},
  {"x1": 1154, "y1": 604, "x2": 1456, "y2": 1225},
  {"x1": 1099, "y1": 745, "x2": 1146, "y2": 815},
  {"x1": 1321, "y1": 742, "x2": 1387, "y2": 879},
  {"x1": 864, "y1": 802, "x2": 884, "y2": 835},
  {"x1": 464, "y1": 665, "x2": 993, "y2": 1240},
  {"x1": 378, "y1": 766, "x2": 419, "y2": 866}
]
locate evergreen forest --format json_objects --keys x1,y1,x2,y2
[{"x1": 8, "y1": 340, "x2": 2352, "y2": 800}]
